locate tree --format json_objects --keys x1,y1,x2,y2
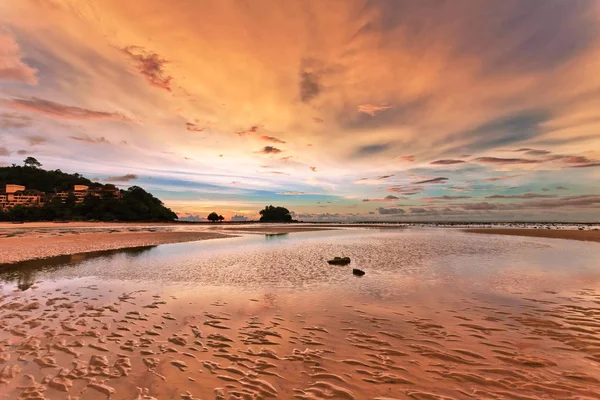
[
  {"x1": 259, "y1": 205, "x2": 293, "y2": 222},
  {"x1": 207, "y1": 212, "x2": 220, "y2": 222},
  {"x1": 218, "y1": 214, "x2": 224, "y2": 222},
  {"x1": 24, "y1": 157, "x2": 42, "y2": 169}
]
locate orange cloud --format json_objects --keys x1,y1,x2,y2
[
  {"x1": 0, "y1": 29, "x2": 38, "y2": 85},
  {"x1": 237, "y1": 126, "x2": 259, "y2": 136},
  {"x1": 260, "y1": 135, "x2": 286, "y2": 144},
  {"x1": 121, "y1": 46, "x2": 172, "y2": 92},
  {"x1": 257, "y1": 146, "x2": 282, "y2": 155},
  {"x1": 358, "y1": 104, "x2": 393, "y2": 116},
  {"x1": 5, "y1": 97, "x2": 130, "y2": 121}
]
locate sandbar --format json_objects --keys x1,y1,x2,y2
[
  {"x1": 465, "y1": 228, "x2": 600, "y2": 243},
  {"x1": 0, "y1": 231, "x2": 233, "y2": 264}
]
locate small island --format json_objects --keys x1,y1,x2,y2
[{"x1": 259, "y1": 205, "x2": 294, "y2": 222}]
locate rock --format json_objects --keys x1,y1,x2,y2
[
  {"x1": 327, "y1": 257, "x2": 351, "y2": 266},
  {"x1": 352, "y1": 269, "x2": 365, "y2": 276}
]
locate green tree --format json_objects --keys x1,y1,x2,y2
[
  {"x1": 207, "y1": 212, "x2": 220, "y2": 222},
  {"x1": 259, "y1": 205, "x2": 293, "y2": 222},
  {"x1": 23, "y1": 157, "x2": 42, "y2": 169}
]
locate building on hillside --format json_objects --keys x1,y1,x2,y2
[
  {"x1": 1, "y1": 183, "x2": 123, "y2": 210},
  {"x1": 0, "y1": 184, "x2": 44, "y2": 211},
  {"x1": 54, "y1": 184, "x2": 121, "y2": 204}
]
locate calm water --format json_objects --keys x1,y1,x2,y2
[{"x1": 2, "y1": 228, "x2": 599, "y2": 300}]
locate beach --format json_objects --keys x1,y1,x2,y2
[
  {"x1": 1, "y1": 227, "x2": 600, "y2": 399},
  {"x1": 0, "y1": 223, "x2": 336, "y2": 264},
  {"x1": 465, "y1": 228, "x2": 600, "y2": 243}
]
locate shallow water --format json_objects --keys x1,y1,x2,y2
[{"x1": 1, "y1": 228, "x2": 600, "y2": 399}]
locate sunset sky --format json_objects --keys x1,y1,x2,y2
[{"x1": 1, "y1": 0, "x2": 599, "y2": 221}]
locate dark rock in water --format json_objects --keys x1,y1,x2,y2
[
  {"x1": 352, "y1": 269, "x2": 365, "y2": 276},
  {"x1": 327, "y1": 257, "x2": 351, "y2": 265}
]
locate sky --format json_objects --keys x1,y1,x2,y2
[{"x1": 1, "y1": 0, "x2": 599, "y2": 222}]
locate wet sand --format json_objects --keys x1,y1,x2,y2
[
  {"x1": 465, "y1": 228, "x2": 600, "y2": 243},
  {"x1": 1, "y1": 282, "x2": 599, "y2": 399},
  {"x1": 0, "y1": 231, "x2": 233, "y2": 265}
]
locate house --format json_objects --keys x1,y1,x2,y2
[
  {"x1": 1, "y1": 183, "x2": 122, "y2": 211},
  {"x1": 54, "y1": 184, "x2": 121, "y2": 204},
  {"x1": 0, "y1": 184, "x2": 45, "y2": 211}
]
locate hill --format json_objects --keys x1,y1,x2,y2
[{"x1": 0, "y1": 159, "x2": 177, "y2": 222}]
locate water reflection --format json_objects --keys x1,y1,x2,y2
[
  {"x1": 0, "y1": 246, "x2": 156, "y2": 290},
  {"x1": 0, "y1": 230, "x2": 599, "y2": 299},
  {"x1": 264, "y1": 232, "x2": 289, "y2": 242}
]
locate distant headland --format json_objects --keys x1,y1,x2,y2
[{"x1": 0, "y1": 158, "x2": 177, "y2": 222}]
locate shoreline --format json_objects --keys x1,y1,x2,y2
[
  {"x1": 0, "y1": 224, "x2": 341, "y2": 264},
  {"x1": 0, "y1": 231, "x2": 235, "y2": 265},
  {"x1": 464, "y1": 228, "x2": 600, "y2": 243}
]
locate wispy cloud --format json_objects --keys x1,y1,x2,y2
[
  {"x1": 423, "y1": 195, "x2": 471, "y2": 200},
  {"x1": 358, "y1": 104, "x2": 393, "y2": 116},
  {"x1": 513, "y1": 148, "x2": 551, "y2": 156},
  {"x1": 6, "y1": 97, "x2": 130, "y2": 121},
  {"x1": 186, "y1": 122, "x2": 204, "y2": 132},
  {"x1": 0, "y1": 113, "x2": 33, "y2": 129},
  {"x1": 397, "y1": 155, "x2": 415, "y2": 162},
  {"x1": 122, "y1": 46, "x2": 172, "y2": 91},
  {"x1": 236, "y1": 125, "x2": 259, "y2": 136},
  {"x1": 413, "y1": 177, "x2": 448, "y2": 184},
  {"x1": 260, "y1": 135, "x2": 286, "y2": 144},
  {"x1": 106, "y1": 174, "x2": 139, "y2": 182},
  {"x1": 69, "y1": 135, "x2": 110, "y2": 144},
  {"x1": 377, "y1": 207, "x2": 405, "y2": 215},
  {"x1": 0, "y1": 30, "x2": 38, "y2": 85},
  {"x1": 430, "y1": 159, "x2": 466, "y2": 165},
  {"x1": 485, "y1": 193, "x2": 557, "y2": 199},
  {"x1": 475, "y1": 157, "x2": 541, "y2": 164},
  {"x1": 25, "y1": 135, "x2": 47, "y2": 146},
  {"x1": 257, "y1": 146, "x2": 282, "y2": 155}
]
